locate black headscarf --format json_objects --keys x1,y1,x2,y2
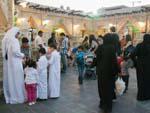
[
  {"x1": 136, "y1": 34, "x2": 150, "y2": 57},
  {"x1": 103, "y1": 33, "x2": 114, "y2": 45},
  {"x1": 143, "y1": 34, "x2": 150, "y2": 44}
]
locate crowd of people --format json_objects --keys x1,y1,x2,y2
[
  {"x1": 1, "y1": 26, "x2": 150, "y2": 113},
  {"x1": 2, "y1": 27, "x2": 61, "y2": 105}
]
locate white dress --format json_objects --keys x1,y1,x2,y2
[
  {"x1": 37, "y1": 55, "x2": 48, "y2": 99},
  {"x1": 7, "y1": 38, "x2": 25, "y2": 104},
  {"x1": 48, "y1": 50, "x2": 61, "y2": 98}
]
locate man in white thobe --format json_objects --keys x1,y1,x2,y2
[
  {"x1": 2, "y1": 27, "x2": 25, "y2": 104},
  {"x1": 2, "y1": 28, "x2": 11, "y2": 104},
  {"x1": 48, "y1": 44, "x2": 61, "y2": 98}
]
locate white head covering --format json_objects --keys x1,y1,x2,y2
[{"x1": 2, "y1": 27, "x2": 20, "y2": 58}]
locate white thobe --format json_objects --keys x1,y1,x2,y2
[
  {"x1": 2, "y1": 35, "x2": 9, "y2": 103},
  {"x1": 7, "y1": 38, "x2": 25, "y2": 104},
  {"x1": 37, "y1": 55, "x2": 48, "y2": 99},
  {"x1": 48, "y1": 50, "x2": 61, "y2": 98}
]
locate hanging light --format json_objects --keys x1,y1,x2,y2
[{"x1": 19, "y1": 2, "x2": 27, "y2": 8}]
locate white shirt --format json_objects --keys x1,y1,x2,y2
[
  {"x1": 91, "y1": 40, "x2": 98, "y2": 49},
  {"x1": 25, "y1": 67, "x2": 39, "y2": 84},
  {"x1": 62, "y1": 37, "x2": 68, "y2": 49},
  {"x1": 37, "y1": 55, "x2": 48, "y2": 73},
  {"x1": 34, "y1": 35, "x2": 44, "y2": 48},
  {"x1": 61, "y1": 37, "x2": 68, "y2": 54}
]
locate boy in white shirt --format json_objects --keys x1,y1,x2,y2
[
  {"x1": 37, "y1": 48, "x2": 48, "y2": 100},
  {"x1": 48, "y1": 43, "x2": 61, "y2": 98}
]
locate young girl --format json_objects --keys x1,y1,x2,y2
[
  {"x1": 37, "y1": 48, "x2": 48, "y2": 100},
  {"x1": 25, "y1": 59, "x2": 39, "y2": 105},
  {"x1": 48, "y1": 43, "x2": 61, "y2": 98}
]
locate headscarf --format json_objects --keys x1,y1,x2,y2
[
  {"x1": 103, "y1": 33, "x2": 114, "y2": 45},
  {"x1": 2, "y1": 27, "x2": 20, "y2": 58},
  {"x1": 136, "y1": 33, "x2": 150, "y2": 56},
  {"x1": 143, "y1": 34, "x2": 150, "y2": 44}
]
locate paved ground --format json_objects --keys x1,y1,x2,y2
[{"x1": 0, "y1": 67, "x2": 150, "y2": 113}]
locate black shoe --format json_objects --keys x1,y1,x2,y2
[
  {"x1": 103, "y1": 109, "x2": 112, "y2": 113},
  {"x1": 37, "y1": 98, "x2": 47, "y2": 101},
  {"x1": 78, "y1": 77, "x2": 83, "y2": 84},
  {"x1": 99, "y1": 104, "x2": 103, "y2": 109},
  {"x1": 61, "y1": 71, "x2": 66, "y2": 73},
  {"x1": 50, "y1": 97, "x2": 59, "y2": 99},
  {"x1": 79, "y1": 80, "x2": 83, "y2": 85}
]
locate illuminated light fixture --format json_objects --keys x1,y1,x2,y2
[
  {"x1": 43, "y1": 20, "x2": 50, "y2": 25},
  {"x1": 55, "y1": 28, "x2": 65, "y2": 33},
  {"x1": 74, "y1": 25, "x2": 80, "y2": 30},
  {"x1": 16, "y1": 18, "x2": 26, "y2": 25},
  {"x1": 138, "y1": 21, "x2": 145, "y2": 28},
  {"x1": 19, "y1": 2, "x2": 27, "y2": 8},
  {"x1": 109, "y1": 24, "x2": 116, "y2": 27}
]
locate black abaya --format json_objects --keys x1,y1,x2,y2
[
  {"x1": 95, "y1": 44, "x2": 119, "y2": 111},
  {"x1": 131, "y1": 34, "x2": 150, "y2": 101}
]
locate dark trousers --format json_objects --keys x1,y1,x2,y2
[
  {"x1": 61, "y1": 54, "x2": 67, "y2": 72},
  {"x1": 77, "y1": 65, "x2": 84, "y2": 84},
  {"x1": 98, "y1": 75, "x2": 114, "y2": 112},
  {"x1": 122, "y1": 75, "x2": 129, "y2": 92}
]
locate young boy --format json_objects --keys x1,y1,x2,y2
[
  {"x1": 120, "y1": 57, "x2": 133, "y2": 93},
  {"x1": 76, "y1": 46, "x2": 85, "y2": 84},
  {"x1": 25, "y1": 59, "x2": 39, "y2": 105},
  {"x1": 37, "y1": 48, "x2": 48, "y2": 100},
  {"x1": 48, "y1": 43, "x2": 61, "y2": 98}
]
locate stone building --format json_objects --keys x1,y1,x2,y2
[
  {"x1": 95, "y1": 5, "x2": 150, "y2": 40},
  {"x1": 14, "y1": 1, "x2": 93, "y2": 38}
]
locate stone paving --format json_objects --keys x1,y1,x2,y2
[{"x1": 0, "y1": 67, "x2": 150, "y2": 113}]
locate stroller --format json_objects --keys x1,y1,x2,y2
[{"x1": 84, "y1": 51, "x2": 96, "y2": 80}]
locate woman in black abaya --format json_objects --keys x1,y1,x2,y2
[
  {"x1": 95, "y1": 33, "x2": 119, "y2": 113},
  {"x1": 131, "y1": 34, "x2": 150, "y2": 101}
]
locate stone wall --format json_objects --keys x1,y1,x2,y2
[
  {"x1": 0, "y1": 0, "x2": 14, "y2": 32},
  {"x1": 15, "y1": 5, "x2": 93, "y2": 37},
  {"x1": 0, "y1": 34, "x2": 4, "y2": 95}
]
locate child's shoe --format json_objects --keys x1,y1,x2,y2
[
  {"x1": 32, "y1": 102, "x2": 35, "y2": 105},
  {"x1": 28, "y1": 102, "x2": 32, "y2": 106}
]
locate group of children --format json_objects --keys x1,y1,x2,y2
[{"x1": 24, "y1": 44, "x2": 61, "y2": 106}]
